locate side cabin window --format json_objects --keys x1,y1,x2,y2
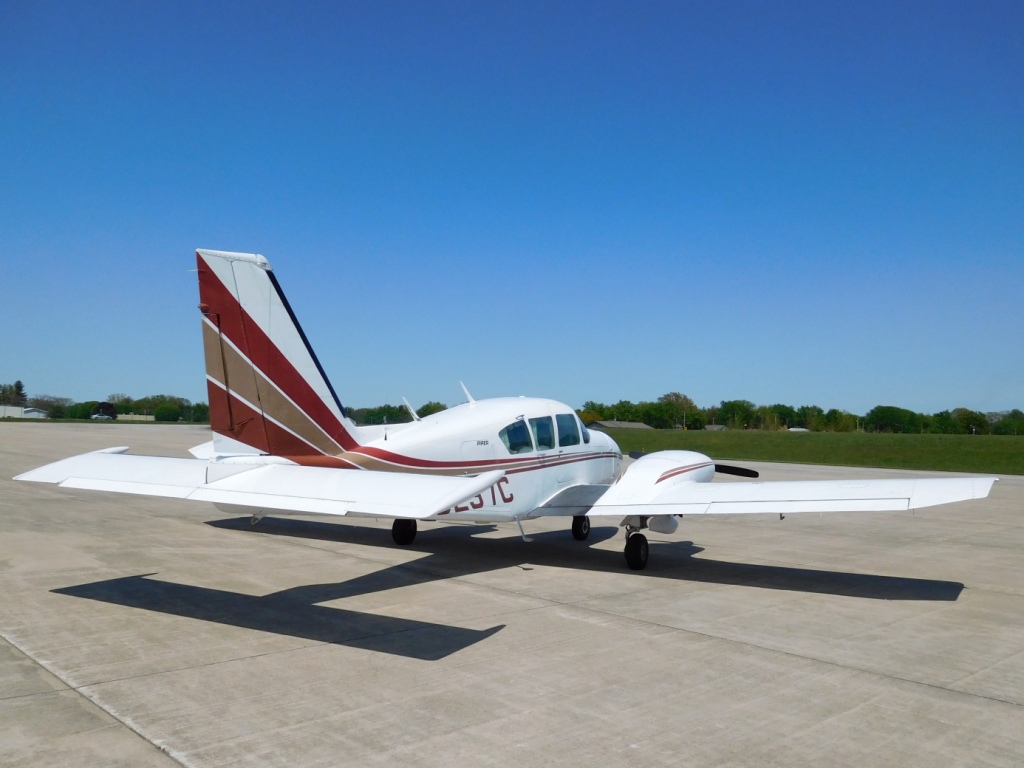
[
  {"x1": 529, "y1": 416, "x2": 555, "y2": 451},
  {"x1": 556, "y1": 413, "x2": 581, "y2": 446},
  {"x1": 499, "y1": 420, "x2": 533, "y2": 454}
]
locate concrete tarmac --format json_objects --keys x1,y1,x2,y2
[{"x1": 2, "y1": 422, "x2": 1022, "y2": 767}]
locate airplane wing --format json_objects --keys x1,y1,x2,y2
[
  {"x1": 14, "y1": 447, "x2": 505, "y2": 520},
  {"x1": 537, "y1": 450, "x2": 996, "y2": 518},
  {"x1": 588, "y1": 476, "x2": 998, "y2": 517},
  {"x1": 539, "y1": 455, "x2": 996, "y2": 570}
]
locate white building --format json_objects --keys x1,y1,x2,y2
[{"x1": 0, "y1": 406, "x2": 48, "y2": 418}]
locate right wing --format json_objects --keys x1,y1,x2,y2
[
  {"x1": 590, "y1": 475, "x2": 998, "y2": 517},
  {"x1": 15, "y1": 448, "x2": 504, "y2": 520},
  {"x1": 576, "y1": 450, "x2": 997, "y2": 518}
]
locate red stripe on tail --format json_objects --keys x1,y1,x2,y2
[{"x1": 197, "y1": 254, "x2": 360, "y2": 453}]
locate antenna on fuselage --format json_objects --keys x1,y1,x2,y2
[
  {"x1": 460, "y1": 381, "x2": 476, "y2": 405},
  {"x1": 402, "y1": 397, "x2": 422, "y2": 422}
]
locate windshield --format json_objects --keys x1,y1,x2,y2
[{"x1": 556, "y1": 413, "x2": 581, "y2": 446}]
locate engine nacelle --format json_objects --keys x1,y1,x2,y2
[
  {"x1": 598, "y1": 450, "x2": 716, "y2": 509},
  {"x1": 648, "y1": 515, "x2": 679, "y2": 535}
]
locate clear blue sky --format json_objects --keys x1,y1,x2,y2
[{"x1": 1, "y1": 1, "x2": 1021, "y2": 415}]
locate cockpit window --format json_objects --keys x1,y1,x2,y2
[
  {"x1": 556, "y1": 413, "x2": 581, "y2": 446},
  {"x1": 529, "y1": 416, "x2": 555, "y2": 451},
  {"x1": 499, "y1": 420, "x2": 533, "y2": 454}
]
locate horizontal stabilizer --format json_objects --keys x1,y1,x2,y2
[
  {"x1": 15, "y1": 449, "x2": 505, "y2": 520},
  {"x1": 15, "y1": 450, "x2": 209, "y2": 494}
]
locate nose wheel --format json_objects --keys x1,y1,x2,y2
[{"x1": 624, "y1": 532, "x2": 649, "y2": 570}]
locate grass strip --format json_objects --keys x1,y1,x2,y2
[{"x1": 603, "y1": 429, "x2": 1023, "y2": 475}]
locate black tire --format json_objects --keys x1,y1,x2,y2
[
  {"x1": 392, "y1": 518, "x2": 417, "y2": 546},
  {"x1": 624, "y1": 533, "x2": 649, "y2": 570},
  {"x1": 571, "y1": 515, "x2": 591, "y2": 541}
]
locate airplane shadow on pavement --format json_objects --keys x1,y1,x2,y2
[
  {"x1": 52, "y1": 571, "x2": 503, "y2": 662},
  {"x1": 208, "y1": 516, "x2": 965, "y2": 602},
  {"x1": 51, "y1": 516, "x2": 963, "y2": 661}
]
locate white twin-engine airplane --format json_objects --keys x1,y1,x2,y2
[{"x1": 16, "y1": 250, "x2": 997, "y2": 570}]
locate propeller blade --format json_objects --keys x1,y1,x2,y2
[{"x1": 715, "y1": 463, "x2": 759, "y2": 479}]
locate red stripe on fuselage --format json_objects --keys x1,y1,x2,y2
[
  {"x1": 289, "y1": 454, "x2": 362, "y2": 469},
  {"x1": 348, "y1": 445, "x2": 620, "y2": 473},
  {"x1": 197, "y1": 254, "x2": 359, "y2": 452}
]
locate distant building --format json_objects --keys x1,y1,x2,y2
[
  {"x1": 586, "y1": 420, "x2": 655, "y2": 430},
  {"x1": 0, "y1": 406, "x2": 47, "y2": 418}
]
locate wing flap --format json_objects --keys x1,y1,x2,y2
[
  {"x1": 61, "y1": 478, "x2": 200, "y2": 499},
  {"x1": 532, "y1": 484, "x2": 612, "y2": 517}
]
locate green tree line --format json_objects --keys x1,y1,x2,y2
[
  {"x1": 0, "y1": 380, "x2": 28, "y2": 406},
  {"x1": 1, "y1": 382, "x2": 209, "y2": 422},
  {"x1": 5, "y1": 380, "x2": 1022, "y2": 435},
  {"x1": 348, "y1": 401, "x2": 447, "y2": 425},
  {"x1": 579, "y1": 392, "x2": 1024, "y2": 435}
]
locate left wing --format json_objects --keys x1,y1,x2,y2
[{"x1": 15, "y1": 447, "x2": 504, "y2": 520}]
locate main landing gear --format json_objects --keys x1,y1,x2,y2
[
  {"x1": 623, "y1": 523, "x2": 649, "y2": 571},
  {"x1": 392, "y1": 518, "x2": 417, "y2": 545},
  {"x1": 573, "y1": 515, "x2": 648, "y2": 570}
]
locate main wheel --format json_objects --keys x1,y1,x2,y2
[
  {"x1": 392, "y1": 518, "x2": 417, "y2": 545},
  {"x1": 624, "y1": 533, "x2": 649, "y2": 570},
  {"x1": 571, "y1": 515, "x2": 591, "y2": 541}
]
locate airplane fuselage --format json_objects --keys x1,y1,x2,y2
[{"x1": 331, "y1": 397, "x2": 623, "y2": 524}]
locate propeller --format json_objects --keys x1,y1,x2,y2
[
  {"x1": 713, "y1": 463, "x2": 759, "y2": 478},
  {"x1": 627, "y1": 451, "x2": 760, "y2": 479}
]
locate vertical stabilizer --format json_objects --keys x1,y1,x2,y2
[{"x1": 196, "y1": 249, "x2": 363, "y2": 457}]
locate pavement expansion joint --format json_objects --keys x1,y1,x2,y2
[
  {"x1": 72, "y1": 641, "x2": 329, "y2": 689},
  {"x1": 1, "y1": 630, "x2": 188, "y2": 767}
]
